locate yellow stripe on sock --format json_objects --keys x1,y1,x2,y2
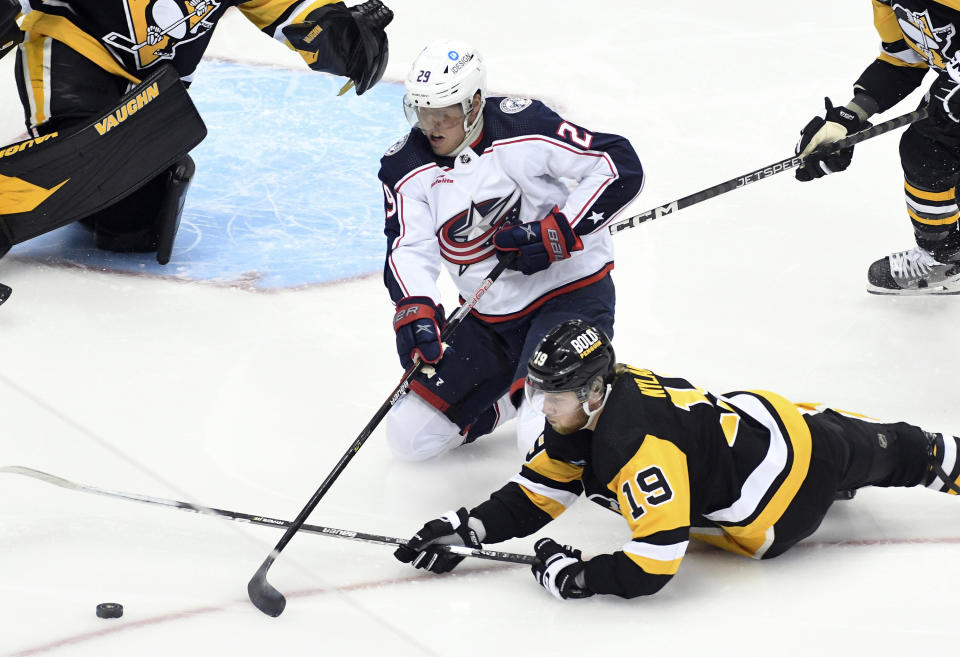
[
  {"x1": 905, "y1": 180, "x2": 955, "y2": 202},
  {"x1": 907, "y1": 207, "x2": 960, "y2": 226}
]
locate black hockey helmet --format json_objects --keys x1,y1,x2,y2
[{"x1": 526, "y1": 319, "x2": 615, "y2": 395}]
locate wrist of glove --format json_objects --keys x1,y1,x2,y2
[
  {"x1": 931, "y1": 70, "x2": 960, "y2": 125},
  {"x1": 795, "y1": 97, "x2": 865, "y2": 182},
  {"x1": 531, "y1": 538, "x2": 594, "y2": 600},
  {"x1": 1, "y1": 0, "x2": 24, "y2": 61},
  {"x1": 394, "y1": 508, "x2": 484, "y2": 574},
  {"x1": 282, "y1": 0, "x2": 393, "y2": 95},
  {"x1": 392, "y1": 296, "x2": 445, "y2": 369},
  {"x1": 492, "y1": 207, "x2": 584, "y2": 276}
]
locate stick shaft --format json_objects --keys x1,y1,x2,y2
[
  {"x1": 0, "y1": 465, "x2": 534, "y2": 564},
  {"x1": 608, "y1": 107, "x2": 928, "y2": 235},
  {"x1": 247, "y1": 256, "x2": 517, "y2": 613}
]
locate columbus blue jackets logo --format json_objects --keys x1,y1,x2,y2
[
  {"x1": 893, "y1": 4, "x2": 956, "y2": 69},
  {"x1": 500, "y1": 97, "x2": 533, "y2": 114},
  {"x1": 103, "y1": 0, "x2": 222, "y2": 70},
  {"x1": 438, "y1": 188, "x2": 522, "y2": 272}
]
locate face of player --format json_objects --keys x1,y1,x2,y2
[
  {"x1": 537, "y1": 390, "x2": 590, "y2": 435},
  {"x1": 417, "y1": 96, "x2": 481, "y2": 156}
]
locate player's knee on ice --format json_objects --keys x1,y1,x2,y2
[{"x1": 386, "y1": 394, "x2": 463, "y2": 460}]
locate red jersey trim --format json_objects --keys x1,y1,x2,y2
[
  {"x1": 465, "y1": 264, "x2": 614, "y2": 324},
  {"x1": 410, "y1": 380, "x2": 451, "y2": 413}
]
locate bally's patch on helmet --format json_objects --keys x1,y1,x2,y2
[
  {"x1": 384, "y1": 133, "x2": 409, "y2": 157},
  {"x1": 500, "y1": 97, "x2": 533, "y2": 114}
]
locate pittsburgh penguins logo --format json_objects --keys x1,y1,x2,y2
[
  {"x1": 103, "y1": 0, "x2": 222, "y2": 70},
  {"x1": 893, "y1": 4, "x2": 956, "y2": 70},
  {"x1": 438, "y1": 188, "x2": 522, "y2": 274}
]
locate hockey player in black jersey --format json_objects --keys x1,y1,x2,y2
[
  {"x1": 795, "y1": 0, "x2": 960, "y2": 294},
  {"x1": 394, "y1": 319, "x2": 960, "y2": 600},
  {"x1": 0, "y1": 0, "x2": 391, "y2": 264}
]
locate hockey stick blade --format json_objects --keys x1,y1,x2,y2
[
  {"x1": 248, "y1": 559, "x2": 285, "y2": 617},
  {"x1": 0, "y1": 282, "x2": 10, "y2": 305},
  {"x1": 608, "y1": 107, "x2": 928, "y2": 234}
]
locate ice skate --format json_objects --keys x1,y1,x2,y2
[
  {"x1": 866, "y1": 246, "x2": 960, "y2": 295},
  {"x1": 925, "y1": 432, "x2": 960, "y2": 495}
]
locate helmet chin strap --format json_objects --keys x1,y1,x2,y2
[
  {"x1": 448, "y1": 101, "x2": 485, "y2": 157},
  {"x1": 579, "y1": 384, "x2": 611, "y2": 430}
]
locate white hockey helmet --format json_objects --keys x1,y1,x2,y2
[{"x1": 403, "y1": 40, "x2": 486, "y2": 129}]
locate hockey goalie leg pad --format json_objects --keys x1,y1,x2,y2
[
  {"x1": 155, "y1": 154, "x2": 194, "y2": 265},
  {"x1": 0, "y1": 64, "x2": 206, "y2": 251},
  {"x1": 87, "y1": 154, "x2": 194, "y2": 262}
]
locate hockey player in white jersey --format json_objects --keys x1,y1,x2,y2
[{"x1": 378, "y1": 40, "x2": 644, "y2": 461}]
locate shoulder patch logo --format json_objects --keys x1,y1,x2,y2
[
  {"x1": 500, "y1": 97, "x2": 533, "y2": 114},
  {"x1": 384, "y1": 133, "x2": 409, "y2": 157}
]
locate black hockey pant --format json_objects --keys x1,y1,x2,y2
[
  {"x1": 761, "y1": 409, "x2": 930, "y2": 559},
  {"x1": 899, "y1": 109, "x2": 960, "y2": 261}
]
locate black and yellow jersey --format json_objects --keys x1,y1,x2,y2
[
  {"x1": 471, "y1": 364, "x2": 813, "y2": 599},
  {"x1": 857, "y1": 1, "x2": 960, "y2": 111},
  {"x1": 14, "y1": 0, "x2": 338, "y2": 84}
]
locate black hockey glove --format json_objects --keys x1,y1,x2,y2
[
  {"x1": 0, "y1": 0, "x2": 24, "y2": 61},
  {"x1": 531, "y1": 538, "x2": 594, "y2": 600},
  {"x1": 392, "y1": 296, "x2": 445, "y2": 369},
  {"x1": 493, "y1": 207, "x2": 583, "y2": 275},
  {"x1": 930, "y1": 70, "x2": 960, "y2": 125},
  {"x1": 282, "y1": 0, "x2": 393, "y2": 95},
  {"x1": 795, "y1": 98, "x2": 865, "y2": 182},
  {"x1": 394, "y1": 508, "x2": 483, "y2": 574}
]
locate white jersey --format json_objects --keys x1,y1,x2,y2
[{"x1": 378, "y1": 97, "x2": 645, "y2": 322}]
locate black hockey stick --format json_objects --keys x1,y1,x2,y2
[
  {"x1": 608, "y1": 107, "x2": 929, "y2": 234},
  {"x1": 0, "y1": 465, "x2": 534, "y2": 565},
  {"x1": 248, "y1": 254, "x2": 518, "y2": 616}
]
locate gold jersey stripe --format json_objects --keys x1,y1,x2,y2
[
  {"x1": 21, "y1": 13, "x2": 140, "y2": 85},
  {"x1": 872, "y1": 0, "x2": 904, "y2": 42},
  {"x1": 239, "y1": 0, "x2": 336, "y2": 31},
  {"x1": 877, "y1": 51, "x2": 929, "y2": 68},
  {"x1": 690, "y1": 526, "x2": 775, "y2": 560},
  {"x1": 527, "y1": 450, "x2": 584, "y2": 483},
  {"x1": 932, "y1": 0, "x2": 960, "y2": 12},
  {"x1": 905, "y1": 180, "x2": 956, "y2": 201},
  {"x1": 719, "y1": 391, "x2": 811, "y2": 548},
  {"x1": 907, "y1": 206, "x2": 960, "y2": 226},
  {"x1": 622, "y1": 550, "x2": 684, "y2": 576},
  {"x1": 518, "y1": 486, "x2": 569, "y2": 519}
]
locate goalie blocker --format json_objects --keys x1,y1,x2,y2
[
  {"x1": 0, "y1": 64, "x2": 206, "y2": 264},
  {"x1": 0, "y1": 0, "x2": 22, "y2": 61}
]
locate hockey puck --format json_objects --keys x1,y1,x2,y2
[{"x1": 95, "y1": 603, "x2": 123, "y2": 619}]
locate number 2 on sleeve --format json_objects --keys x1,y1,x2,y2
[{"x1": 557, "y1": 121, "x2": 594, "y2": 149}]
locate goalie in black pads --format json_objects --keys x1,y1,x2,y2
[
  {"x1": 0, "y1": 0, "x2": 391, "y2": 265},
  {"x1": 794, "y1": 0, "x2": 960, "y2": 294},
  {"x1": 395, "y1": 319, "x2": 960, "y2": 600}
]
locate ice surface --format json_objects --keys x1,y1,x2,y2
[{"x1": 2, "y1": 3, "x2": 959, "y2": 656}]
